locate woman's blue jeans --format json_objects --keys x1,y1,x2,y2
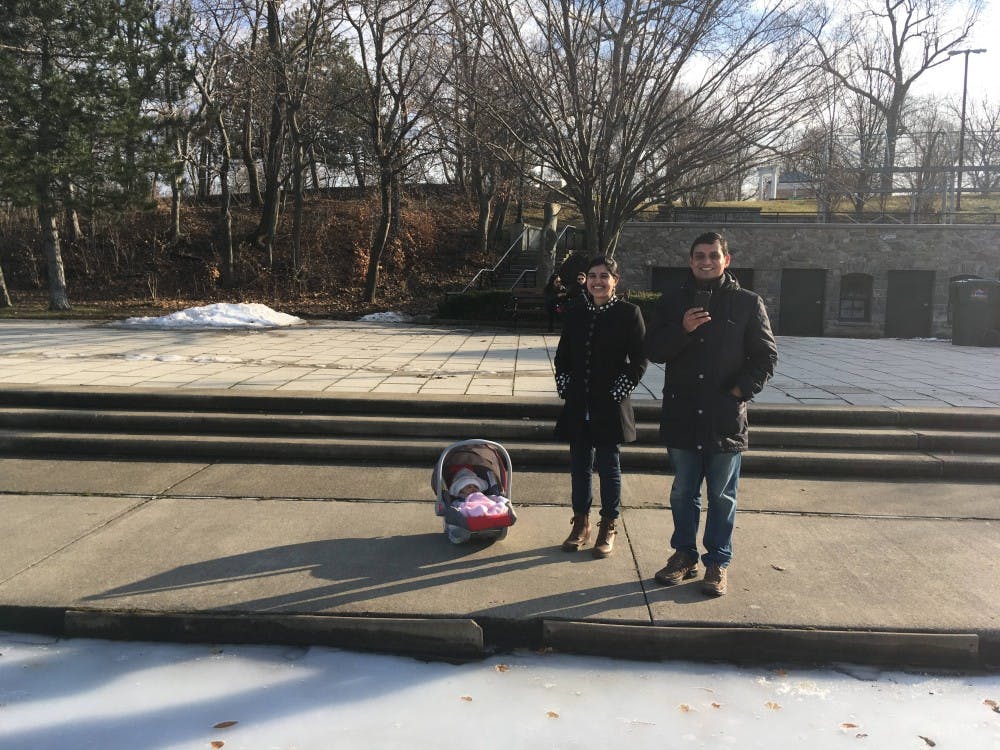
[
  {"x1": 667, "y1": 448, "x2": 741, "y2": 567},
  {"x1": 570, "y1": 441, "x2": 622, "y2": 520}
]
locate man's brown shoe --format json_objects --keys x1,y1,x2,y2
[
  {"x1": 561, "y1": 514, "x2": 591, "y2": 551},
  {"x1": 654, "y1": 551, "x2": 699, "y2": 585},
  {"x1": 702, "y1": 564, "x2": 728, "y2": 596},
  {"x1": 592, "y1": 519, "x2": 617, "y2": 558}
]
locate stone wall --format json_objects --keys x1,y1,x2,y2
[{"x1": 617, "y1": 222, "x2": 1000, "y2": 337}]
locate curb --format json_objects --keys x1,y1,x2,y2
[
  {"x1": 1, "y1": 606, "x2": 994, "y2": 670},
  {"x1": 543, "y1": 621, "x2": 983, "y2": 670}
]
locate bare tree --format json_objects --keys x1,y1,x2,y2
[
  {"x1": 338, "y1": 0, "x2": 453, "y2": 303},
  {"x1": 897, "y1": 96, "x2": 957, "y2": 217},
  {"x1": 814, "y1": 0, "x2": 983, "y2": 210},
  {"x1": 960, "y1": 97, "x2": 1000, "y2": 197},
  {"x1": 190, "y1": 0, "x2": 248, "y2": 287},
  {"x1": 480, "y1": 0, "x2": 823, "y2": 257},
  {"x1": 436, "y1": 1, "x2": 522, "y2": 256}
]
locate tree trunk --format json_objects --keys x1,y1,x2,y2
[
  {"x1": 363, "y1": 174, "x2": 393, "y2": 303},
  {"x1": 241, "y1": 104, "x2": 262, "y2": 207},
  {"x1": 64, "y1": 182, "x2": 83, "y2": 243},
  {"x1": 389, "y1": 172, "x2": 402, "y2": 245},
  {"x1": 197, "y1": 139, "x2": 212, "y2": 200},
  {"x1": 490, "y1": 190, "x2": 510, "y2": 245},
  {"x1": 0, "y1": 261, "x2": 11, "y2": 307},
  {"x1": 254, "y1": 0, "x2": 285, "y2": 266},
  {"x1": 290, "y1": 110, "x2": 305, "y2": 276},
  {"x1": 539, "y1": 201, "x2": 560, "y2": 287},
  {"x1": 38, "y1": 199, "x2": 71, "y2": 310},
  {"x1": 351, "y1": 149, "x2": 366, "y2": 188},
  {"x1": 476, "y1": 192, "x2": 492, "y2": 255},
  {"x1": 170, "y1": 179, "x2": 182, "y2": 242},
  {"x1": 215, "y1": 113, "x2": 235, "y2": 289}
]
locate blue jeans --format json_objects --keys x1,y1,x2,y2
[
  {"x1": 667, "y1": 448, "x2": 741, "y2": 567},
  {"x1": 570, "y1": 441, "x2": 622, "y2": 520}
]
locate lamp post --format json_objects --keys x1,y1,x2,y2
[{"x1": 947, "y1": 47, "x2": 986, "y2": 212}]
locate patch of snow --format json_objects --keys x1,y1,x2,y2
[
  {"x1": 115, "y1": 303, "x2": 304, "y2": 329},
  {"x1": 358, "y1": 310, "x2": 414, "y2": 323}
]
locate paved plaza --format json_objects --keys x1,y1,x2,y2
[{"x1": 0, "y1": 319, "x2": 998, "y2": 407}]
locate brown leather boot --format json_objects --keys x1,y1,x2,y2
[
  {"x1": 592, "y1": 518, "x2": 617, "y2": 558},
  {"x1": 561, "y1": 514, "x2": 591, "y2": 551}
]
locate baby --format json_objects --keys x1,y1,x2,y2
[{"x1": 449, "y1": 468, "x2": 509, "y2": 518}]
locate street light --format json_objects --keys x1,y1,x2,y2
[{"x1": 947, "y1": 47, "x2": 986, "y2": 212}]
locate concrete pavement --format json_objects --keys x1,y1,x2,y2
[
  {"x1": 0, "y1": 318, "x2": 998, "y2": 406},
  {"x1": 1, "y1": 318, "x2": 999, "y2": 668}
]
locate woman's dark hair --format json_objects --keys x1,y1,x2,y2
[{"x1": 587, "y1": 255, "x2": 619, "y2": 279}]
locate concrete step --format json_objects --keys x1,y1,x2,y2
[
  {"x1": 5, "y1": 386, "x2": 1000, "y2": 430},
  {"x1": 2, "y1": 408, "x2": 998, "y2": 453},
  {"x1": 1, "y1": 386, "x2": 997, "y2": 479},
  {"x1": 1, "y1": 430, "x2": 998, "y2": 479}
]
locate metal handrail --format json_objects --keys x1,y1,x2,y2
[
  {"x1": 460, "y1": 227, "x2": 531, "y2": 294},
  {"x1": 508, "y1": 268, "x2": 537, "y2": 290}
]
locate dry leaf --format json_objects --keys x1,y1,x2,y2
[
  {"x1": 918, "y1": 736, "x2": 936, "y2": 747},
  {"x1": 460, "y1": 696, "x2": 473, "y2": 702},
  {"x1": 213, "y1": 721, "x2": 238, "y2": 729},
  {"x1": 711, "y1": 702, "x2": 722, "y2": 709},
  {"x1": 840, "y1": 723, "x2": 859, "y2": 729},
  {"x1": 211, "y1": 743, "x2": 224, "y2": 749},
  {"x1": 678, "y1": 704, "x2": 692, "y2": 712},
  {"x1": 547, "y1": 711, "x2": 559, "y2": 719},
  {"x1": 766, "y1": 702, "x2": 781, "y2": 710},
  {"x1": 985, "y1": 699, "x2": 999, "y2": 713},
  {"x1": 495, "y1": 664, "x2": 510, "y2": 672},
  {"x1": 771, "y1": 564, "x2": 786, "y2": 571}
]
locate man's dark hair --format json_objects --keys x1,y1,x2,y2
[
  {"x1": 689, "y1": 231, "x2": 729, "y2": 258},
  {"x1": 587, "y1": 255, "x2": 620, "y2": 279}
]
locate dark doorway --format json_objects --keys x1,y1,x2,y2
[
  {"x1": 731, "y1": 268, "x2": 755, "y2": 291},
  {"x1": 650, "y1": 267, "x2": 755, "y2": 294},
  {"x1": 885, "y1": 270, "x2": 934, "y2": 338},
  {"x1": 651, "y1": 267, "x2": 689, "y2": 294},
  {"x1": 779, "y1": 268, "x2": 826, "y2": 336}
]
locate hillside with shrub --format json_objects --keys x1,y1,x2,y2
[{"x1": 0, "y1": 192, "x2": 500, "y2": 320}]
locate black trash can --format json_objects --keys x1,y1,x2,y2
[{"x1": 950, "y1": 278, "x2": 1000, "y2": 346}]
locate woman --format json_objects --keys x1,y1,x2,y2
[
  {"x1": 553, "y1": 256, "x2": 647, "y2": 558},
  {"x1": 542, "y1": 273, "x2": 566, "y2": 332}
]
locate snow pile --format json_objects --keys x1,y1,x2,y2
[
  {"x1": 358, "y1": 311, "x2": 414, "y2": 323},
  {"x1": 117, "y1": 303, "x2": 304, "y2": 329}
]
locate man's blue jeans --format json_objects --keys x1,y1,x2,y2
[
  {"x1": 667, "y1": 448, "x2": 741, "y2": 567},
  {"x1": 570, "y1": 441, "x2": 622, "y2": 520}
]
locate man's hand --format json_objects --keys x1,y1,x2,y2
[{"x1": 683, "y1": 307, "x2": 711, "y2": 333}]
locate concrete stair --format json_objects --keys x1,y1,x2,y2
[{"x1": 1, "y1": 386, "x2": 998, "y2": 480}]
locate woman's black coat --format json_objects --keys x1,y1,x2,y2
[{"x1": 554, "y1": 297, "x2": 648, "y2": 445}]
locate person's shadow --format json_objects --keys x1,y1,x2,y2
[{"x1": 83, "y1": 533, "x2": 651, "y2": 620}]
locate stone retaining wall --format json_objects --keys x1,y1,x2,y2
[{"x1": 617, "y1": 222, "x2": 1000, "y2": 338}]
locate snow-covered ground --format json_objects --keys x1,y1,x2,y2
[{"x1": 1, "y1": 632, "x2": 997, "y2": 749}]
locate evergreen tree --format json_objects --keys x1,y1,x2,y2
[{"x1": 0, "y1": 0, "x2": 193, "y2": 309}]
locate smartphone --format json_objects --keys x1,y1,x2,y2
[{"x1": 692, "y1": 290, "x2": 712, "y2": 311}]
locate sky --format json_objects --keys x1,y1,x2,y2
[{"x1": 890, "y1": 1, "x2": 997, "y2": 102}]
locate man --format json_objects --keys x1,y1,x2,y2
[{"x1": 644, "y1": 231, "x2": 777, "y2": 596}]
